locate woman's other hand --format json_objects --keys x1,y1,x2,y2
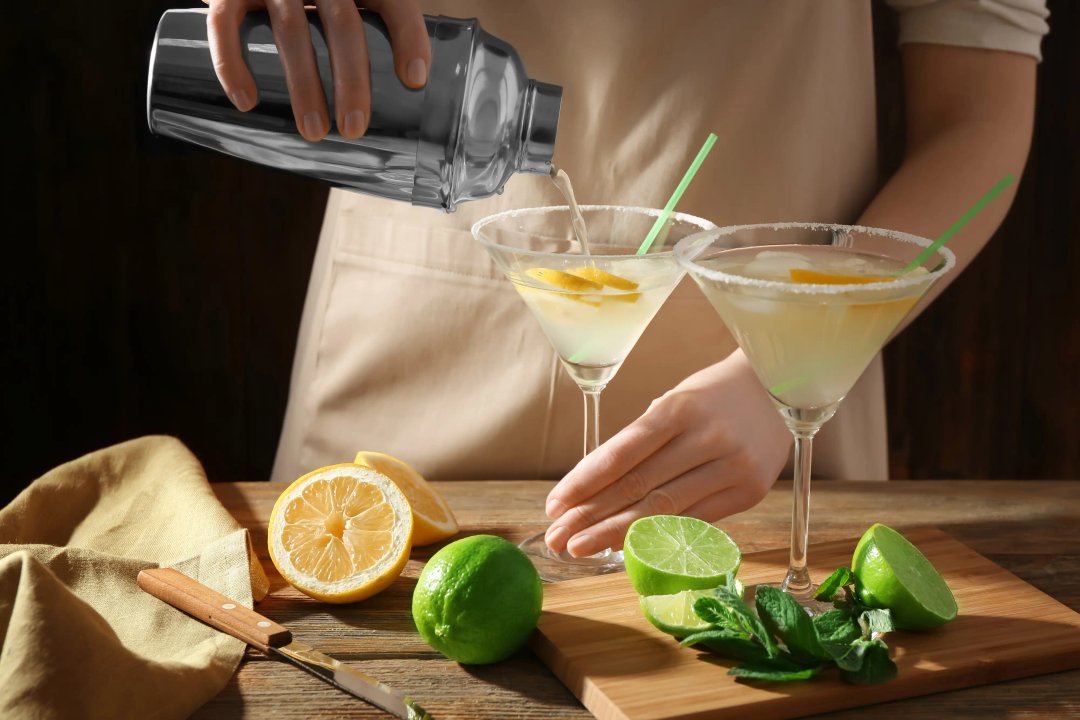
[{"x1": 544, "y1": 350, "x2": 792, "y2": 557}]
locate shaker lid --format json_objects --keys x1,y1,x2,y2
[{"x1": 519, "y1": 81, "x2": 562, "y2": 174}]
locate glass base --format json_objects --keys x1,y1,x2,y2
[{"x1": 519, "y1": 532, "x2": 624, "y2": 582}]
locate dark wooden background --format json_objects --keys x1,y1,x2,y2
[{"x1": 2, "y1": 2, "x2": 1076, "y2": 505}]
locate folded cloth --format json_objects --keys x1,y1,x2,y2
[{"x1": 0, "y1": 436, "x2": 269, "y2": 720}]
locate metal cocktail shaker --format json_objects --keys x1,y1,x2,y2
[{"x1": 147, "y1": 9, "x2": 561, "y2": 212}]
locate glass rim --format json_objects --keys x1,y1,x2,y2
[
  {"x1": 674, "y1": 221, "x2": 957, "y2": 294},
  {"x1": 471, "y1": 204, "x2": 717, "y2": 259}
]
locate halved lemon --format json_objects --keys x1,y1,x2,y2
[
  {"x1": 268, "y1": 464, "x2": 412, "y2": 603},
  {"x1": 353, "y1": 451, "x2": 459, "y2": 546}
]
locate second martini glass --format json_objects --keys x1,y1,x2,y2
[
  {"x1": 675, "y1": 223, "x2": 955, "y2": 606},
  {"x1": 473, "y1": 205, "x2": 715, "y2": 581}
]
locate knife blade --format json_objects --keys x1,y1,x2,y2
[{"x1": 138, "y1": 567, "x2": 433, "y2": 719}]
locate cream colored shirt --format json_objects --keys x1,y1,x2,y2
[{"x1": 272, "y1": 0, "x2": 1047, "y2": 484}]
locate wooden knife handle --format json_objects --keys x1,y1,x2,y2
[{"x1": 138, "y1": 567, "x2": 291, "y2": 653}]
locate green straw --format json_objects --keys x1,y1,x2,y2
[
  {"x1": 636, "y1": 132, "x2": 718, "y2": 255},
  {"x1": 901, "y1": 173, "x2": 1015, "y2": 273}
]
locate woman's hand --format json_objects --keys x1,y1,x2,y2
[
  {"x1": 544, "y1": 350, "x2": 792, "y2": 557},
  {"x1": 204, "y1": 0, "x2": 430, "y2": 141}
]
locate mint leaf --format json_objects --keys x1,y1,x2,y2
[
  {"x1": 812, "y1": 609, "x2": 859, "y2": 640},
  {"x1": 831, "y1": 637, "x2": 870, "y2": 672},
  {"x1": 812, "y1": 609, "x2": 863, "y2": 669},
  {"x1": 729, "y1": 654, "x2": 823, "y2": 682},
  {"x1": 695, "y1": 589, "x2": 779, "y2": 658},
  {"x1": 813, "y1": 567, "x2": 853, "y2": 601},
  {"x1": 679, "y1": 628, "x2": 747, "y2": 647},
  {"x1": 754, "y1": 585, "x2": 828, "y2": 663},
  {"x1": 680, "y1": 629, "x2": 771, "y2": 663},
  {"x1": 692, "y1": 596, "x2": 745, "y2": 634},
  {"x1": 841, "y1": 639, "x2": 897, "y2": 684},
  {"x1": 858, "y1": 608, "x2": 895, "y2": 636}
]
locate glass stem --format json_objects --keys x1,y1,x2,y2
[
  {"x1": 582, "y1": 388, "x2": 603, "y2": 456},
  {"x1": 783, "y1": 428, "x2": 818, "y2": 601}
]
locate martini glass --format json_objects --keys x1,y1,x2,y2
[
  {"x1": 675, "y1": 223, "x2": 955, "y2": 606},
  {"x1": 473, "y1": 205, "x2": 715, "y2": 581}
]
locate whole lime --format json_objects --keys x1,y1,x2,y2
[
  {"x1": 411, "y1": 534, "x2": 543, "y2": 664},
  {"x1": 852, "y1": 523, "x2": 958, "y2": 631}
]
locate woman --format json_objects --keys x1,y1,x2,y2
[{"x1": 206, "y1": 0, "x2": 1048, "y2": 556}]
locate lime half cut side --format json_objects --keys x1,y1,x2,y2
[
  {"x1": 640, "y1": 589, "x2": 716, "y2": 638},
  {"x1": 623, "y1": 515, "x2": 741, "y2": 596},
  {"x1": 852, "y1": 523, "x2": 958, "y2": 631}
]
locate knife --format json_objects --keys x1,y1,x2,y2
[{"x1": 138, "y1": 567, "x2": 433, "y2": 719}]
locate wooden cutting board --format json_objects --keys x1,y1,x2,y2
[{"x1": 529, "y1": 528, "x2": 1080, "y2": 720}]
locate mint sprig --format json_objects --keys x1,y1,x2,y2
[{"x1": 680, "y1": 570, "x2": 898, "y2": 684}]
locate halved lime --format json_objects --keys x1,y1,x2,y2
[
  {"x1": 640, "y1": 589, "x2": 715, "y2": 637},
  {"x1": 623, "y1": 515, "x2": 741, "y2": 596},
  {"x1": 852, "y1": 523, "x2": 958, "y2": 631}
]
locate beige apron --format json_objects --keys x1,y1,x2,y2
[{"x1": 272, "y1": 0, "x2": 888, "y2": 483}]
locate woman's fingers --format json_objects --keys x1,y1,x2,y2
[
  {"x1": 545, "y1": 429, "x2": 719, "y2": 551},
  {"x1": 542, "y1": 356, "x2": 792, "y2": 559},
  {"x1": 562, "y1": 461, "x2": 735, "y2": 557},
  {"x1": 365, "y1": 0, "x2": 430, "y2": 88},
  {"x1": 266, "y1": 0, "x2": 329, "y2": 140},
  {"x1": 206, "y1": 0, "x2": 260, "y2": 111},
  {"x1": 545, "y1": 407, "x2": 682, "y2": 519},
  {"x1": 316, "y1": 0, "x2": 369, "y2": 138},
  {"x1": 562, "y1": 461, "x2": 773, "y2": 558}
]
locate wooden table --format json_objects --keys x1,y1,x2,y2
[{"x1": 200, "y1": 480, "x2": 1080, "y2": 719}]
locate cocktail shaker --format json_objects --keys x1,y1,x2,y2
[{"x1": 147, "y1": 9, "x2": 561, "y2": 211}]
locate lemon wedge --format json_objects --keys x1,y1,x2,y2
[
  {"x1": 353, "y1": 451, "x2": 459, "y2": 546},
  {"x1": 268, "y1": 463, "x2": 412, "y2": 603}
]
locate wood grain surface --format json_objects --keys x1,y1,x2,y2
[
  {"x1": 533, "y1": 528, "x2": 1080, "y2": 720},
  {"x1": 199, "y1": 480, "x2": 1080, "y2": 720}
]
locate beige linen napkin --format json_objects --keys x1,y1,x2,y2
[{"x1": 0, "y1": 436, "x2": 270, "y2": 720}]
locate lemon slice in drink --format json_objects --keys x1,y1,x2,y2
[
  {"x1": 789, "y1": 268, "x2": 894, "y2": 285},
  {"x1": 852, "y1": 523, "x2": 958, "y2": 630},
  {"x1": 268, "y1": 464, "x2": 412, "y2": 603},
  {"x1": 353, "y1": 451, "x2": 458, "y2": 546},
  {"x1": 568, "y1": 266, "x2": 639, "y2": 291},
  {"x1": 623, "y1": 515, "x2": 741, "y2": 596},
  {"x1": 570, "y1": 266, "x2": 641, "y2": 303},
  {"x1": 640, "y1": 589, "x2": 715, "y2": 638},
  {"x1": 525, "y1": 267, "x2": 602, "y2": 292}
]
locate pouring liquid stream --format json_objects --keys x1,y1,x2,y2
[{"x1": 550, "y1": 165, "x2": 591, "y2": 256}]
